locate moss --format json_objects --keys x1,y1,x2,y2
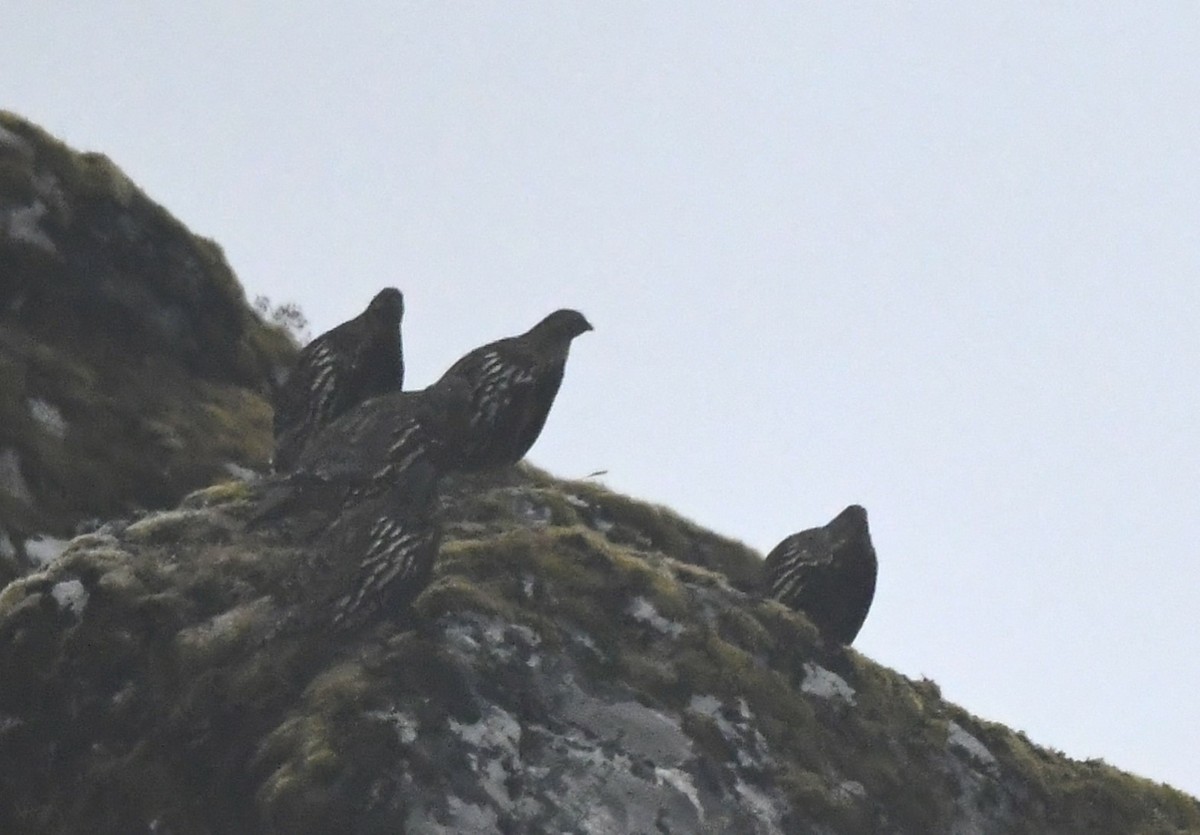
[
  {"x1": 775, "y1": 766, "x2": 864, "y2": 833},
  {"x1": 179, "y1": 479, "x2": 257, "y2": 510},
  {"x1": 680, "y1": 710, "x2": 737, "y2": 762},
  {"x1": 412, "y1": 574, "x2": 519, "y2": 624},
  {"x1": 0, "y1": 156, "x2": 36, "y2": 203},
  {"x1": 1, "y1": 110, "x2": 298, "y2": 543},
  {"x1": 616, "y1": 646, "x2": 680, "y2": 697},
  {"x1": 567, "y1": 481, "x2": 690, "y2": 554},
  {"x1": 669, "y1": 559, "x2": 733, "y2": 589},
  {"x1": 174, "y1": 597, "x2": 276, "y2": 668},
  {"x1": 715, "y1": 606, "x2": 775, "y2": 658},
  {"x1": 123, "y1": 509, "x2": 235, "y2": 545}
]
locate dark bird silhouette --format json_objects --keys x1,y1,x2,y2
[
  {"x1": 252, "y1": 376, "x2": 472, "y2": 538},
  {"x1": 311, "y1": 476, "x2": 444, "y2": 634},
  {"x1": 437, "y1": 308, "x2": 592, "y2": 469},
  {"x1": 252, "y1": 375, "x2": 473, "y2": 635},
  {"x1": 272, "y1": 287, "x2": 405, "y2": 471},
  {"x1": 761, "y1": 505, "x2": 877, "y2": 646}
]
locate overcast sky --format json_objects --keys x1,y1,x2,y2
[{"x1": 5, "y1": 3, "x2": 1198, "y2": 797}]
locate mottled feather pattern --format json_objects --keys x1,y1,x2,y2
[
  {"x1": 767, "y1": 532, "x2": 834, "y2": 600},
  {"x1": 265, "y1": 309, "x2": 591, "y2": 636},
  {"x1": 762, "y1": 505, "x2": 877, "y2": 646},
  {"x1": 272, "y1": 287, "x2": 405, "y2": 471},
  {"x1": 330, "y1": 518, "x2": 439, "y2": 632},
  {"x1": 439, "y1": 309, "x2": 591, "y2": 469}
]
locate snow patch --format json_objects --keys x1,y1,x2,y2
[
  {"x1": 25, "y1": 535, "x2": 70, "y2": 567},
  {"x1": 626, "y1": 595, "x2": 684, "y2": 637},
  {"x1": 51, "y1": 579, "x2": 88, "y2": 616},
  {"x1": 0, "y1": 529, "x2": 14, "y2": 560},
  {"x1": 28, "y1": 398, "x2": 67, "y2": 439},
  {"x1": 801, "y1": 662, "x2": 856, "y2": 704},
  {"x1": 947, "y1": 721, "x2": 997, "y2": 768}
]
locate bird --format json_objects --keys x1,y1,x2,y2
[
  {"x1": 311, "y1": 476, "x2": 444, "y2": 634},
  {"x1": 271, "y1": 287, "x2": 405, "y2": 471},
  {"x1": 251, "y1": 376, "x2": 473, "y2": 537},
  {"x1": 253, "y1": 375, "x2": 473, "y2": 635},
  {"x1": 761, "y1": 505, "x2": 877, "y2": 646},
  {"x1": 436, "y1": 308, "x2": 592, "y2": 470}
]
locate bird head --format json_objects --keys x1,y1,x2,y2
[
  {"x1": 367, "y1": 287, "x2": 404, "y2": 322},
  {"x1": 826, "y1": 505, "x2": 871, "y2": 548},
  {"x1": 530, "y1": 308, "x2": 593, "y2": 343}
]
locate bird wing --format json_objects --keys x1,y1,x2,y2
[
  {"x1": 443, "y1": 343, "x2": 533, "y2": 461},
  {"x1": 763, "y1": 530, "x2": 834, "y2": 602},
  {"x1": 507, "y1": 355, "x2": 566, "y2": 461},
  {"x1": 327, "y1": 503, "x2": 440, "y2": 632},
  {"x1": 272, "y1": 336, "x2": 358, "y2": 469}
]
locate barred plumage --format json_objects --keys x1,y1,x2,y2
[
  {"x1": 438, "y1": 308, "x2": 592, "y2": 469},
  {"x1": 320, "y1": 483, "x2": 442, "y2": 634},
  {"x1": 272, "y1": 287, "x2": 405, "y2": 471},
  {"x1": 761, "y1": 505, "x2": 877, "y2": 646},
  {"x1": 256, "y1": 376, "x2": 473, "y2": 634},
  {"x1": 251, "y1": 377, "x2": 471, "y2": 540}
]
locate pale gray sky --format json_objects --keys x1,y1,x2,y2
[{"x1": 5, "y1": 3, "x2": 1198, "y2": 796}]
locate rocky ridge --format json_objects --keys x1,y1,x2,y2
[
  {"x1": 1, "y1": 112, "x2": 1197, "y2": 834},
  {"x1": 0, "y1": 110, "x2": 295, "y2": 584}
]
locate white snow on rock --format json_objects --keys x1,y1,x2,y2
[
  {"x1": 625, "y1": 596, "x2": 684, "y2": 637},
  {"x1": 28, "y1": 398, "x2": 68, "y2": 439},
  {"x1": 25, "y1": 535, "x2": 70, "y2": 567},
  {"x1": 801, "y1": 662, "x2": 857, "y2": 704},
  {"x1": 51, "y1": 579, "x2": 89, "y2": 616},
  {"x1": 947, "y1": 721, "x2": 998, "y2": 768}
]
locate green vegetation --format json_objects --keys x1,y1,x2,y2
[{"x1": 1, "y1": 110, "x2": 298, "y2": 563}]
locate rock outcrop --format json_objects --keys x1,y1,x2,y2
[
  {"x1": 0, "y1": 111, "x2": 296, "y2": 584},
  {"x1": 1, "y1": 113, "x2": 1197, "y2": 834}
]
